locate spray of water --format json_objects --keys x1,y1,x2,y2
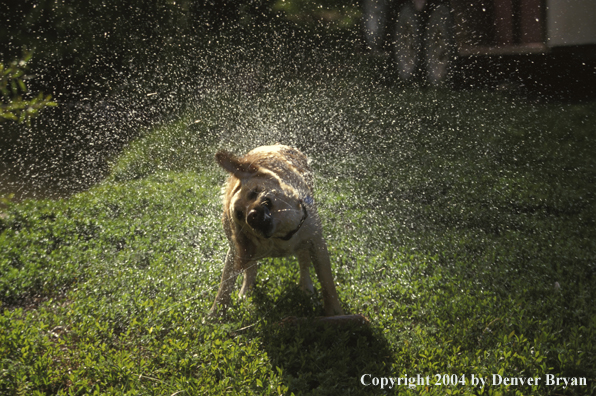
[{"x1": 1, "y1": 4, "x2": 595, "y2": 394}]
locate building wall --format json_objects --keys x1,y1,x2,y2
[{"x1": 546, "y1": 0, "x2": 596, "y2": 46}]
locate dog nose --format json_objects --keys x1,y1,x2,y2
[
  {"x1": 247, "y1": 206, "x2": 271, "y2": 224},
  {"x1": 247, "y1": 206, "x2": 273, "y2": 237},
  {"x1": 247, "y1": 209, "x2": 259, "y2": 224}
]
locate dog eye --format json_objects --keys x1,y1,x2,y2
[
  {"x1": 235, "y1": 209, "x2": 244, "y2": 220},
  {"x1": 248, "y1": 190, "x2": 258, "y2": 200}
]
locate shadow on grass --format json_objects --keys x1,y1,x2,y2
[{"x1": 251, "y1": 284, "x2": 394, "y2": 394}]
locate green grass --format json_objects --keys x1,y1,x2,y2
[{"x1": 1, "y1": 74, "x2": 595, "y2": 395}]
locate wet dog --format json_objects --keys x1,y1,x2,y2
[{"x1": 209, "y1": 144, "x2": 343, "y2": 316}]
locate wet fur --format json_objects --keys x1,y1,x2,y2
[{"x1": 209, "y1": 144, "x2": 343, "y2": 316}]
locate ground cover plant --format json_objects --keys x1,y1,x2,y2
[{"x1": 1, "y1": 72, "x2": 595, "y2": 395}]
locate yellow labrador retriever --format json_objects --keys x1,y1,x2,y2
[{"x1": 209, "y1": 144, "x2": 343, "y2": 316}]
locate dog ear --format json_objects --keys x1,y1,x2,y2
[{"x1": 215, "y1": 150, "x2": 259, "y2": 180}]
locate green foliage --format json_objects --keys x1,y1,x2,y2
[
  {"x1": 1, "y1": 76, "x2": 595, "y2": 394},
  {"x1": 0, "y1": 52, "x2": 56, "y2": 124},
  {"x1": 0, "y1": 0, "x2": 285, "y2": 97}
]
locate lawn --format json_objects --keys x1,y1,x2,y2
[{"x1": 1, "y1": 72, "x2": 595, "y2": 395}]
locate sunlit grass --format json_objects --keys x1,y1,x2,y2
[{"x1": 1, "y1": 76, "x2": 595, "y2": 394}]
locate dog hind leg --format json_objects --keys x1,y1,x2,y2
[
  {"x1": 297, "y1": 249, "x2": 314, "y2": 294},
  {"x1": 310, "y1": 237, "x2": 344, "y2": 316}
]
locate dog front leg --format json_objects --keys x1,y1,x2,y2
[
  {"x1": 209, "y1": 247, "x2": 239, "y2": 316},
  {"x1": 239, "y1": 261, "x2": 257, "y2": 297},
  {"x1": 310, "y1": 237, "x2": 344, "y2": 316}
]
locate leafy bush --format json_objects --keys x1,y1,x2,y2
[{"x1": 1, "y1": 52, "x2": 56, "y2": 124}]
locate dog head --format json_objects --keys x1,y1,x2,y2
[{"x1": 216, "y1": 149, "x2": 306, "y2": 240}]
